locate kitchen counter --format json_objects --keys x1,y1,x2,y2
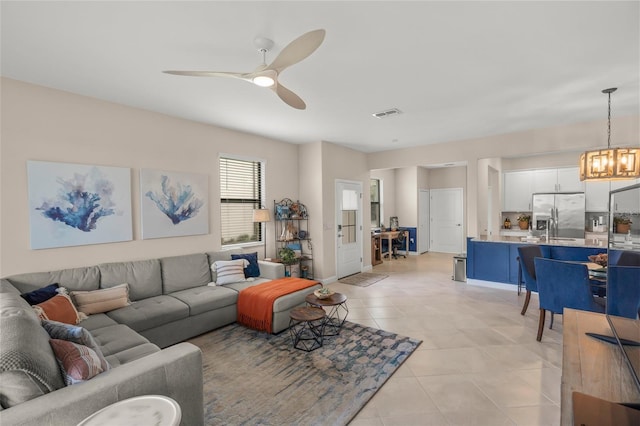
[
  {"x1": 473, "y1": 235, "x2": 606, "y2": 248},
  {"x1": 466, "y1": 237, "x2": 608, "y2": 286}
]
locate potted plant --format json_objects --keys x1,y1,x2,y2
[
  {"x1": 614, "y1": 216, "x2": 632, "y2": 234},
  {"x1": 517, "y1": 214, "x2": 531, "y2": 230},
  {"x1": 278, "y1": 247, "x2": 297, "y2": 265}
]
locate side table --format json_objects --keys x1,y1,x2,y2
[
  {"x1": 305, "y1": 292, "x2": 348, "y2": 336},
  {"x1": 77, "y1": 394, "x2": 181, "y2": 426},
  {"x1": 289, "y1": 306, "x2": 326, "y2": 352}
]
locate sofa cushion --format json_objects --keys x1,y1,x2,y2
[
  {"x1": 160, "y1": 253, "x2": 211, "y2": 294},
  {"x1": 231, "y1": 252, "x2": 261, "y2": 278},
  {"x1": 6, "y1": 266, "x2": 100, "y2": 294},
  {"x1": 207, "y1": 249, "x2": 244, "y2": 282},
  {"x1": 105, "y1": 295, "x2": 189, "y2": 332},
  {"x1": 33, "y1": 293, "x2": 85, "y2": 325},
  {"x1": 41, "y1": 320, "x2": 110, "y2": 373},
  {"x1": 212, "y1": 259, "x2": 248, "y2": 285},
  {"x1": 49, "y1": 339, "x2": 105, "y2": 385},
  {"x1": 77, "y1": 313, "x2": 119, "y2": 332},
  {"x1": 99, "y1": 259, "x2": 162, "y2": 301},
  {"x1": 87, "y1": 323, "x2": 160, "y2": 367},
  {"x1": 169, "y1": 285, "x2": 238, "y2": 316},
  {"x1": 20, "y1": 283, "x2": 59, "y2": 305},
  {"x1": 222, "y1": 277, "x2": 273, "y2": 292},
  {"x1": 71, "y1": 283, "x2": 130, "y2": 315},
  {"x1": 0, "y1": 294, "x2": 65, "y2": 408}
]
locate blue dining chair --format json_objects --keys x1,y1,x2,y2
[
  {"x1": 606, "y1": 265, "x2": 640, "y2": 319},
  {"x1": 534, "y1": 258, "x2": 605, "y2": 341},
  {"x1": 517, "y1": 245, "x2": 543, "y2": 315}
]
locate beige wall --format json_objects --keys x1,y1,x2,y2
[
  {"x1": 320, "y1": 142, "x2": 369, "y2": 281},
  {"x1": 0, "y1": 78, "x2": 299, "y2": 276},
  {"x1": 368, "y1": 115, "x2": 640, "y2": 237}
]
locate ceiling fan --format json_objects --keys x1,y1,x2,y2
[{"x1": 163, "y1": 29, "x2": 325, "y2": 110}]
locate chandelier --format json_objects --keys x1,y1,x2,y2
[{"x1": 579, "y1": 88, "x2": 640, "y2": 181}]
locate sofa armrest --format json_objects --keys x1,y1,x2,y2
[
  {"x1": 258, "y1": 260, "x2": 285, "y2": 280},
  {"x1": 0, "y1": 343, "x2": 204, "y2": 426}
]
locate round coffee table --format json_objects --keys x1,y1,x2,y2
[
  {"x1": 288, "y1": 306, "x2": 326, "y2": 352},
  {"x1": 305, "y1": 292, "x2": 348, "y2": 336}
]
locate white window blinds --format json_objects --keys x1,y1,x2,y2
[{"x1": 219, "y1": 157, "x2": 263, "y2": 246}]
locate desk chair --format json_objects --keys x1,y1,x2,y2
[
  {"x1": 534, "y1": 258, "x2": 605, "y2": 341},
  {"x1": 606, "y1": 265, "x2": 640, "y2": 319},
  {"x1": 392, "y1": 231, "x2": 406, "y2": 259}
]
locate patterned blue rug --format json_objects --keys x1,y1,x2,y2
[{"x1": 188, "y1": 321, "x2": 421, "y2": 425}]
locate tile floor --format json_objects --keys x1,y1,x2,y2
[{"x1": 331, "y1": 252, "x2": 563, "y2": 426}]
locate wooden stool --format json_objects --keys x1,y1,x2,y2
[{"x1": 288, "y1": 306, "x2": 326, "y2": 351}]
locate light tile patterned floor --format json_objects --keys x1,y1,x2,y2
[{"x1": 330, "y1": 252, "x2": 562, "y2": 426}]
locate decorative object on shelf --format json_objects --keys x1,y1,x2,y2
[
  {"x1": 298, "y1": 230, "x2": 307, "y2": 239},
  {"x1": 613, "y1": 216, "x2": 632, "y2": 234},
  {"x1": 274, "y1": 198, "x2": 313, "y2": 279},
  {"x1": 579, "y1": 88, "x2": 640, "y2": 181},
  {"x1": 290, "y1": 201, "x2": 308, "y2": 219},
  {"x1": 275, "y1": 198, "x2": 293, "y2": 220},
  {"x1": 390, "y1": 216, "x2": 399, "y2": 231},
  {"x1": 278, "y1": 247, "x2": 297, "y2": 265},
  {"x1": 504, "y1": 218, "x2": 511, "y2": 229},
  {"x1": 279, "y1": 222, "x2": 297, "y2": 241},
  {"x1": 517, "y1": 214, "x2": 531, "y2": 230},
  {"x1": 313, "y1": 287, "x2": 335, "y2": 300},
  {"x1": 252, "y1": 207, "x2": 271, "y2": 259}
]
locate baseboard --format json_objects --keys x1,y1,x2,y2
[{"x1": 466, "y1": 278, "x2": 518, "y2": 292}]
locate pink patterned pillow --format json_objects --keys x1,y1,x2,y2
[{"x1": 49, "y1": 339, "x2": 105, "y2": 385}]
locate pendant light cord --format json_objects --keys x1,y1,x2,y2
[{"x1": 607, "y1": 90, "x2": 611, "y2": 149}]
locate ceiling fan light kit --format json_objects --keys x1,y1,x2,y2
[
  {"x1": 579, "y1": 87, "x2": 640, "y2": 181},
  {"x1": 163, "y1": 29, "x2": 326, "y2": 109}
]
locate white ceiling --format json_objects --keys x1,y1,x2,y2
[{"x1": 2, "y1": 1, "x2": 639, "y2": 153}]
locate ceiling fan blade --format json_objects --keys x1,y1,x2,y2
[
  {"x1": 273, "y1": 83, "x2": 306, "y2": 110},
  {"x1": 267, "y1": 29, "x2": 326, "y2": 73},
  {"x1": 163, "y1": 70, "x2": 249, "y2": 80}
]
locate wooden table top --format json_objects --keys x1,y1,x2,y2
[
  {"x1": 561, "y1": 309, "x2": 640, "y2": 424},
  {"x1": 305, "y1": 292, "x2": 347, "y2": 306},
  {"x1": 289, "y1": 306, "x2": 326, "y2": 322}
]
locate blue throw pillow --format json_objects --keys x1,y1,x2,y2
[
  {"x1": 231, "y1": 252, "x2": 260, "y2": 278},
  {"x1": 21, "y1": 283, "x2": 60, "y2": 305}
]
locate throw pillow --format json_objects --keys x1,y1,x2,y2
[
  {"x1": 71, "y1": 283, "x2": 130, "y2": 315},
  {"x1": 231, "y1": 252, "x2": 261, "y2": 278},
  {"x1": 33, "y1": 293, "x2": 86, "y2": 325},
  {"x1": 42, "y1": 320, "x2": 110, "y2": 373},
  {"x1": 20, "y1": 283, "x2": 60, "y2": 305},
  {"x1": 49, "y1": 339, "x2": 105, "y2": 385},
  {"x1": 212, "y1": 259, "x2": 249, "y2": 285}
]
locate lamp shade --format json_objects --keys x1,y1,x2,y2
[{"x1": 252, "y1": 208, "x2": 271, "y2": 223}]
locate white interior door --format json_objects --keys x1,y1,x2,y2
[
  {"x1": 419, "y1": 189, "x2": 430, "y2": 253},
  {"x1": 336, "y1": 180, "x2": 362, "y2": 279},
  {"x1": 430, "y1": 188, "x2": 464, "y2": 253}
]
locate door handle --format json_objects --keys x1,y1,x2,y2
[{"x1": 456, "y1": 224, "x2": 461, "y2": 226}]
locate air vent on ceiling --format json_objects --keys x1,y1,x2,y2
[{"x1": 372, "y1": 108, "x2": 402, "y2": 119}]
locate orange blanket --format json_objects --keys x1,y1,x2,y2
[{"x1": 237, "y1": 277, "x2": 319, "y2": 332}]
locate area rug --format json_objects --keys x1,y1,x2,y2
[
  {"x1": 338, "y1": 272, "x2": 388, "y2": 287},
  {"x1": 188, "y1": 321, "x2": 421, "y2": 425}
]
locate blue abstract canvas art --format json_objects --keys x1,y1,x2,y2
[
  {"x1": 27, "y1": 161, "x2": 133, "y2": 249},
  {"x1": 140, "y1": 169, "x2": 209, "y2": 239}
]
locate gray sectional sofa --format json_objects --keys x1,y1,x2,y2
[{"x1": 0, "y1": 249, "x2": 321, "y2": 425}]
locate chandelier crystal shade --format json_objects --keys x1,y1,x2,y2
[{"x1": 579, "y1": 88, "x2": 640, "y2": 181}]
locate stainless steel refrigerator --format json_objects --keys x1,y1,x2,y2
[{"x1": 532, "y1": 193, "x2": 586, "y2": 239}]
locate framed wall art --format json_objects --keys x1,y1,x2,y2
[
  {"x1": 27, "y1": 160, "x2": 133, "y2": 249},
  {"x1": 140, "y1": 169, "x2": 209, "y2": 239}
]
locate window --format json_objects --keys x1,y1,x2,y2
[
  {"x1": 370, "y1": 179, "x2": 381, "y2": 227},
  {"x1": 219, "y1": 156, "x2": 264, "y2": 246}
]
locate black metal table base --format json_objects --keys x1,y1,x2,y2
[
  {"x1": 320, "y1": 303, "x2": 349, "y2": 336},
  {"x1": 288, "y1": 317, "x2": 325, "y2": 351}
]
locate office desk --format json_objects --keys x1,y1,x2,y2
[{"x1": 379, "y1": 230, "x2": 409, "y2": 259}]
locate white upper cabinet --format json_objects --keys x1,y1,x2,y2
[
  {"x1": 503, "y1": 170, "x2": 533, "y2": 211},
  {"x1": 533, "y1": 167, "x2": 583, "y2": 193},
  {"x1": 611, "y1": 179, "x2": 640, "y2": 213},
  {"x1": 556, "y1": 167, "x2": 584, "y2": 192},
  {"x1": 585, "y1": 181, "x2": 610, "y2": 212}
]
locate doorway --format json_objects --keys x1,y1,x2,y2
[
  {"x1": 419, "y1": 189, "x2": 430, "y2": 253},
  {"x1": 430, "y1": 188, "x2": 464, "y2": 253},
  {"x1": 336, "y1": 180, "x2": 363, "y2": 279}
]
